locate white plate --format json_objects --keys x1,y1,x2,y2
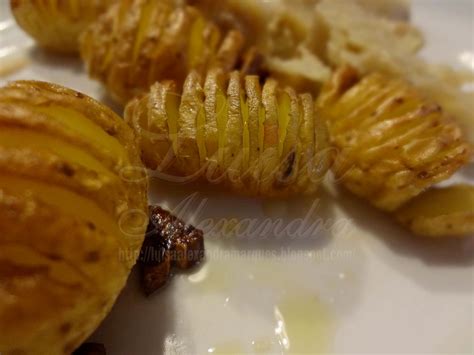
[{"x1": 1, "y1": 1, "x2": 473, "y2": 354}]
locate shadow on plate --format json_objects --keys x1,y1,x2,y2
[
  {"x1": 334, "y1": 185, "x2": 473, "y2": 293},
  {"x1": 27, "y1": 47, "x2": 125, "y2": 114},
  {"x1": 99, "y1": 91, "x2": 123, "y2": 115},
  {"x1": 89, "y1": 268, "x2": 179, "y2": 355},
  {"x1": 459, "y1": 163, "x2": 474, "y2": 180},
  {"x1": 28, "y1": 46, "x2": 83, "y2": 73},
  {"x1": 148, "y1": 176, "x2": 337, "y2": 254},
  {"x1": 147, "y1": 177, "x2": 366, "y2": 317}
]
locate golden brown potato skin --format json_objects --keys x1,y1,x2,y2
[
  {"x1": 0, "y1": 81, "x2": 148, "y2": 355},
  {"x1": 395, "y1": 185, "x2": 474, "y2": 237},
  {"x1": 318, "y1": 67, "x2": 472, "y2": 211},
  {"x1": 125, "y1": 69, "x2": 331, "y2": 197},
  {"x1": 10, "y1": 0, "x2": 116, "y2": 54},
  {"x1": 80, "y1": 0, "x2": 245, "y2": 104}
]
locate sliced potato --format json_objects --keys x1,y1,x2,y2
[
  {"x1": 318, "y1": 67, "x2": 472, "y2": 211},
  {"x1": 0, "y1": 81, "x2": 148, "y2": 355},
  {"x1": 395, "y1": 185, "x2": 474, "y2": 237},
  {"x1": 80, "y1": 0, "x2": 245, "y2": 104},
  {"x1": 125, "y1": 71, "x2": 330, "y2": 196}
]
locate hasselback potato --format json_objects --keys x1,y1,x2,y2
[
  {"x1": 125, "y1": 69, "x2": 331, "y2": 197},
  {"x1": 80, "y1": 0, "x2": 245, "y2": 104},
  {"x1": 10, "y1": 0, "x2": 116, "y2": 53},
  {"x1": 318, "y1": 66, "x2": 472, "y2": 211},
  {"x1": 0, "y1": 81, "x2": 148, "y2": 354},
  {"x1": 395, "y1": 185, "x2": 474, "y2": 237}
]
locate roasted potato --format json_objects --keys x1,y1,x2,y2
[
  {"x1": 356, "y1": 0, "x2": 411, "y2": 20},
  {"x1": 10, "y1": 0, "x2": 116, "y2": 54},
  {"x1": 395, "y1": 185, "x2": 474, "y2": 237},
  {"x1": 189, "y1": 0, "x2": 331, "y2": 93},
  {"x1": 318, "y1": 66, "x2": 472, "y2": 211},
  {"x1": 315, "y1": 1, "x2": 474, "y2": 142},
  {"x1": 316, "y1": 0, "x2": 423, "y2": 76},
  {"x1": 189, "y1": 0, "x2": 421, "y2": 94},
  {"x1": 80, "y1": 0, "x2": 245, "y2": 104},
  {"x1": 125, "y1": 69, "x2": 331, "y2": 197},
  {"x1": 0, "y1": 81, "x2": 148, "y2": 354}
]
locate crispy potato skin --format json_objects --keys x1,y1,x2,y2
[
  {"x1": 0, "y1": 81, "x2": 148, "y2": 355},
  {"x1": 10, "y1": 0, "x2": 116, "y2": 54},
  {"x1": 80, "y1": 0, "x2": 245, "y2": 104},
  {"x1": 125, "y1": 69, "x2": 331, "y2": 197},
  {"x1": 395, "y1": 185, "x2": 474, "y2": 237},
  {"x1": 318, "y1": 66, "x2": 472, "y2": 211}
]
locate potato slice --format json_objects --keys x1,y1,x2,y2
[
  {"x1": 224, "y1": 71, "x2": 244, "y2": 189},
  {"x1": 178, "y1": 72, "x2": 203, "y2": 177},
  {"x1": 274, "y1": 88, "x2": 300, "y2": 192},
  {"x1": 125, "y1": 95, "x2": 157, "y2": 169},
  {"x1": 259, "y1": 79, "x2": 280, "y2": 195},
  {"x1": 243, "y1": 75, "x2": 263, "y2": 195},
  {"x1": 395, "y1": 185, "x2": 474, "y2": 237},
  {"x1": 203, "y1": 69, "x2": 224, "y2": 174},
  {"x1": 296, "y1": 94, "x2": 316, "y2": 194},
  {"x1": 0, "y1": 147, "x2": 126, "y2": 218}
]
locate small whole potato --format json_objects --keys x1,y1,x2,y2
[
  {"x1": 318, "y1": 66, "x2": 472, "y2": 212},
  {"x1": 395, "y1": 185, "x2": 474, "y2": 237},
  {"x1": 0, "y1": 81, "x2": 148, "y2": 354},
  {"x1": 80, "y1": 0, "x2": 245, "y2": 104},
  {"x1": 125, "y1": 69, "x2": 332, "y2": 197},
  {"x1": 10, "y1": 0, "x2": 117, "y2": 53}
]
